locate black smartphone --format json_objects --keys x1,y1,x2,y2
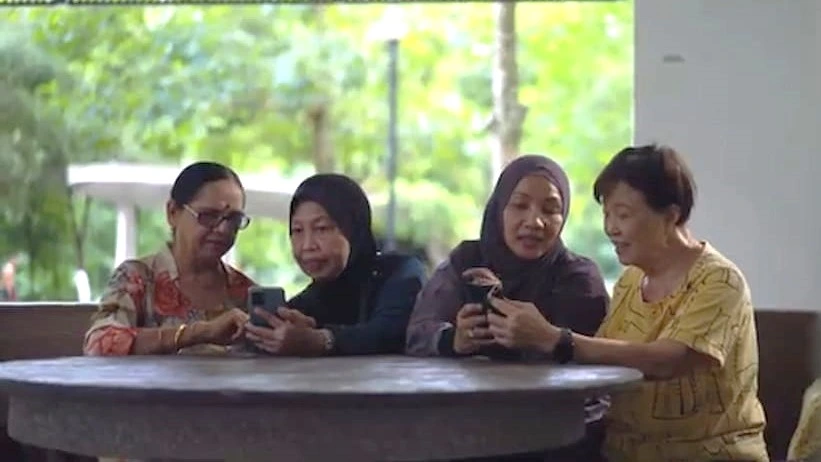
[
  {"x1": 464, "y1": 282, "x2": 495, "y2": 305},
  {"x1": 462, "y1": 282, "x2": 504, "y2": 317},
  {"x1": 247, "y1": 286, "x2": 286, "y2": 327}
]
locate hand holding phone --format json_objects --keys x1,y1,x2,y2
[
  {"x1": 247, "y1": 286, "x2": 286, "y2": 327},
  {"x1": 462, "y1": 277, "x2": 504, "y2": 317}
]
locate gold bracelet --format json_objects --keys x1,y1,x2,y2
[{"x1": 173, "y1": 323, "x2": 188, "y2": 352}]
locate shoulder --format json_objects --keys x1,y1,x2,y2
[
  {"x1": 225, "y1": 264, "x2": 256, "y2": 302},
  {"x1": 108, "y1": 253, "x2": 159, "y2": 283},
  {"x1": 608, "y1": 265, "x2": 643, "y2": 305},
  {"x1": 448, "y1": 240, "x2": 482, "y2": 273},
  {"x1": 687, "y1": 243, "x2": 750, "y2": 300},
  {"x1": 553, "y1": 250, "x2": 607, "y2": 296},
  {"x1": 377, "y1": 253, "x2": 427, "y2": 282},
  {"x1": 225, "y1": 264, "x2": 256, "y2": 289}
]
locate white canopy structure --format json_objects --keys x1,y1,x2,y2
[{"x1": 67, "y1": 162, "x2": 308, "y2": 268}]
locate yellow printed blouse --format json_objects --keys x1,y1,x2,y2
[{"x1": 597, "y1": 243, "x2": 768, "y2": 462}]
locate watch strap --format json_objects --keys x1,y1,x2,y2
[{"x1": 553, "y1": 328, "x2": 575, "y2": 364}]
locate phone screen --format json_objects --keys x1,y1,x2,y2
[{"x1": 247, "y1": 287, "x2": 286, "y2": 327}]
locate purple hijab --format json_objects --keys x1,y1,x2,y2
[
  {"x1": 448, "y1": 154, "x2": 606, "y2": 334},
  {"x1": 452, "y1": 155, "x2": 570, "y2": 300}
]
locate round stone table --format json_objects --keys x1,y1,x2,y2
[{"x1": 0, "y1": 355, "x2": 641, "y2": 461}]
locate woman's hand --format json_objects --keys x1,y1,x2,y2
[
  {"x1": 194, "y1": 308, "x2": 250, "y2": 346},
  {"x1": 275, "y1": 307, "x2": 317, "y2": 328},
  {"x1": 461, "y1": 267, "x2": 502, "y2": 289},
  {"x1": 453, "y1": 303, "x2": 496, "y2": 354},
  {"x1": 245, "y1": 308, "x2": 325, "y2": 356},
  {"x1": 487, "y1": 297, "x2": 561, "y2": 352}
]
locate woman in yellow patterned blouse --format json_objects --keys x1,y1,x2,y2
[{"x1": 487, "y1": 145, "x2": 768, "y2": 462}]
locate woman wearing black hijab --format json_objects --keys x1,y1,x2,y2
[
  {"x1": 405, "y1": 155, "x2": 609, "y2": 461},
  {"x1": 245, "y1": 173, "x2": 427, "y2": 356}
]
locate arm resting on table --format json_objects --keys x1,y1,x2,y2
[{"x1": 326, "y1": 258, "x2": 427, "y2": 355}]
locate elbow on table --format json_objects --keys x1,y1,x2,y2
[
  {"x1": 404, "y1": 323, "x2": 440, "y2": 357},
  {"x1": 83, "y1": 326, "x2": 136, "y2": 357}
]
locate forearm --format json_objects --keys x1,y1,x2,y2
[
  {"x1": 406, "y1": 320, "x2": 450, "y2": 356},
  {"x1": 571, "y1": 334, "x2": 685, "y2": 379},
  {"x1": 132, "y1": 323, "x2": 205, "y2": 355}
]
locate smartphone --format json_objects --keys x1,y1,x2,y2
[
  {"x1": 463, "y1": 282, "x2": 495, "y2": 305},
  {"x1": 462, "y1": 282, "x2": 504, "y2": 317},
  {"x1": 247, "y1": 286, "x2": 286, "y2": 327}
]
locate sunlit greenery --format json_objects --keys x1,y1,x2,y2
[{"x1": 0, "y1": 3, "x2": 632, "y2": 300}]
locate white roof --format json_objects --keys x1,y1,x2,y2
[
  {"x1": 67, "y1": 163, "x2": 305, "y2": 221},
  {"x1": 67, "y1": 163, "x2": 388, "y2": 222}
]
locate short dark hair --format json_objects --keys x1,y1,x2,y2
[
  {"x1": 593, "y1": 144, "x2": 696, "y2": 225},
  {"x1": 170, "y1": 161, "x2": 244, "y2": 206}
]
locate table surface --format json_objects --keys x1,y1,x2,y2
[
  {"x1": 0, "y1": 355, "x2": 641, "y2": 405},
  {"x1": 0, "y1": 356, "x2": 643, "y2": 460}
]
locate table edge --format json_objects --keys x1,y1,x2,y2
[{"x1": 0, "y1": 374, "x2": 642, "y2": 406}]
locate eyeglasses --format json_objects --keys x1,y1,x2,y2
[{"x1": 183, "y1": 205, "x2": 251, "y2": 231}]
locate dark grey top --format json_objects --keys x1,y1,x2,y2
[{"x1": 0, "y1": 355, "x2": 641, "y2": 406}]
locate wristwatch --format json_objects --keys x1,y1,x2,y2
[
  {"x1": 552, "y1": 328, "x2": 575, "y2": 364},
  {"x1": 318, "y1": 329, "x2": 336, "y2": 353}
]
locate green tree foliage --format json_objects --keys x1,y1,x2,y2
[{"x1": 0, "y1": 3, "x2": 632, "y2": 300}]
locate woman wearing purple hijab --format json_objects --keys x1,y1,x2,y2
[{"x1": 406, "y1": 154, "x2": 609, "y2": 461}]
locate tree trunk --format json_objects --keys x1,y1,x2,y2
[
  {"x1": 490, "y1": 2, "x2": 528, "y2": 178},
  {"x1": 67, "y1": 191, "x2": 91, "y2": 270},
  {"x1": 307, "y1": 102, "x2": 334, "y2": 173},
  {"x1": 307, "y1": 5, "x2": 335, "y2": 173}
]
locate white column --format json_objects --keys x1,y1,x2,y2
[
  {"x1": 634, "y1": 0, "x2": 821, "y2": 312},
  {"x1": 114, "y1": 204, "x2": 138, "y2": 267}
]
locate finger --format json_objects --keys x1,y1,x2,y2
[
  {"x1": 245, "y1": 324, "x2": 277, "y2": 340},
  {"x1": 457, "y1": 304, "x2": 484, "y2": 319},
  {"x1": 276, "y1": 307, "x2": 299, "y2": 322},
  {"x1": 488, "y1": 297, "x2": 518, "y2": 317},
  {"x1": 469, "y1": 327, "x2": 494, "y2": 340},
  {"x1": 230, "y1": 323, "x2": 246, "y2": 341},
  {"x1": 232, "y1": 307, "x2": 251, "y2": 320},
  {"x1": 254, "y1": 308, "x2": 283, "y2": 328},
  {"x1": 461, "y1": 315, "x2": 490, "y2": 330},
  {"x1": 236, "y1": 311, "x2": 250, "y2": 323},
  {"x1": 488, "y1": 323, "x2": 509, "y2": 339},
  {"x1": 304, "y1": 315, "x2": 317, "y2": 328},
  {"x1": 471, "y1": 339, "x2": 497, "y2": 347},
  {"x1": 461, "y1": 267, "x2": 482, "y2": 279},
  {"x1": 461, "y1": 267, "x2": 491, "y2": 279},
  {"x1": 487, "y1": 312, "x2": 508, "y2": 327}
]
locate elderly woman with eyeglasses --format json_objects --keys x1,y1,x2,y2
[{"x1": 83, "y1": 161, "x2": 256, "y2": 356}]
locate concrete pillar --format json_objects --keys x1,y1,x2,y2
[
  {"x1": 634, "y1": 0, "x2": 821, "y2": 312},
  {"x1": 114, "y1": 204, "x2": 138, "y2": 267}
]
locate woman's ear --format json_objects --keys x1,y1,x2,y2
[
  {"x1": 665, "y1": 204, "x2": 682, "y2": 228},
  {"x1": 166, "y1": 199, "x2": 180, "y2": 230}
]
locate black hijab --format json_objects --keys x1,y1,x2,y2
[
  {"x1": 286, "y1": 174, "x2": 379, "y2": 325},
  {"x1": 450, "y1": 154, "x2": 572, "y2": 301}
]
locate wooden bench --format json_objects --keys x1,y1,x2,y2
[
  {"x1": 755, "y1": 309, "x2": 819, "y2": 459},
  {"x1": 0, "y1": 303, "x2": 817, "y2": 460},
  {"x1": 0, "y1": 303, "x2": 96, "y2": 462}
]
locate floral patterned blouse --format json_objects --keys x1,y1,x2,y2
[{"x1": 83, "y1": 245, "x2": 255, "y2": 356}]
